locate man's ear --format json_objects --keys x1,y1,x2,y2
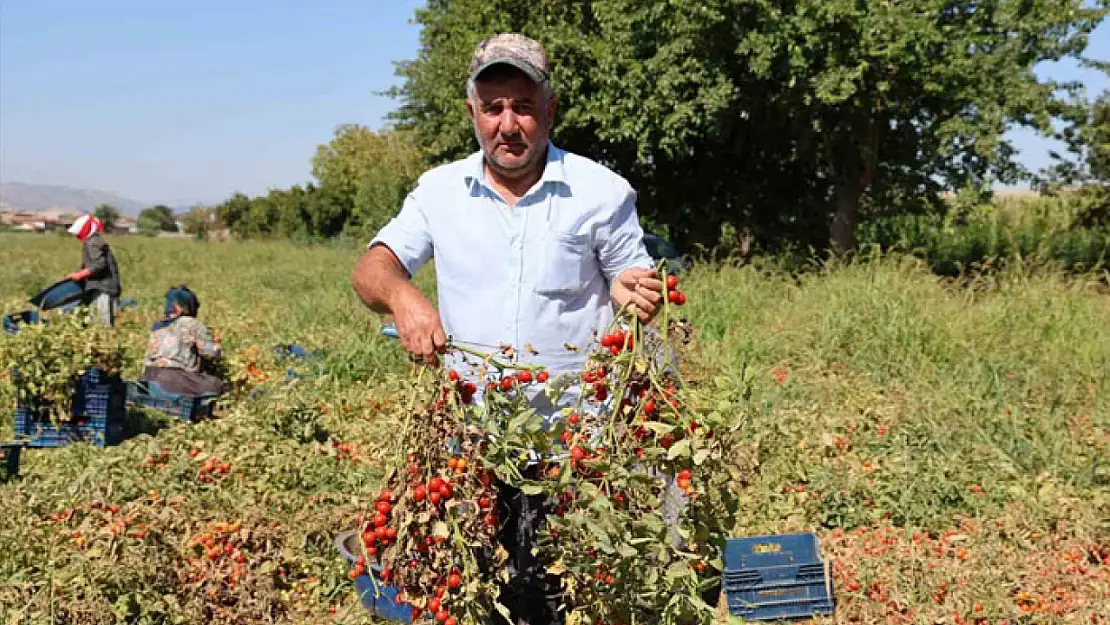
[{"x1": 465, "y1": 98, "x2": 475, "y2": 120}]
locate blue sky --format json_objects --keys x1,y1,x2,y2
[{"x1": 1, "y1": 1, "x2": 1108, "y2": 207}]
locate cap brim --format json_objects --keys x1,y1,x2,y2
[
  {"x1": 469, "y1": 59, "x2": 547, "y2": 85},
  {"x1": 67, "y1": 222, "x2": 82, "y2": 234}
]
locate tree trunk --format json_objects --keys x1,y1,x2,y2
[
  {"x1": 826, "y1": 107, "x2": 884, "y2": 256},
  {"x1": 831, "y1": 179, "x2": 861, "y2": 255}
]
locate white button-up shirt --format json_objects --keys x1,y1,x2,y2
[{"x1": 370, "y1": 142, "x2": 653, "y2": 380}]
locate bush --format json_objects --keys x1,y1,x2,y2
[{"x1": 857, "y1": 194, "x2": 1109, "y2": 274}]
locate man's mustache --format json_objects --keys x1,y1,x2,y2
[{"x1": 495, "y1": 133, "x2": 525, "y2": 147}]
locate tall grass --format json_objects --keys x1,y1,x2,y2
[
  {"x1": 858, "y1": 195, "x2": 1110, "y2": 275},
  {"x1": 686, "y1": 254, "x2": 1108, "y2": 531}
]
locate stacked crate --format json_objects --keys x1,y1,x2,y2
[{"x1": 14, "y1": 369, "x2": 128, "y2": 448}]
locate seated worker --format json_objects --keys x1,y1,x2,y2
[{"x1": 141, "y1": 285, "x2": 228, "y2": 396}]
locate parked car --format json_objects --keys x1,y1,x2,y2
[{"x1": 643, "y1": 232, "x2": 689, "y2": 274}]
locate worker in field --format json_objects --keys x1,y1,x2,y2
[
  {"x1": 352, "y1": 33, "x2": 664, "y2": 625},
  {"x1": 65, "y1": 214, "x2": 122, "y2": 327},
  {"x1": 140, "y1": 285, "x2": 228, "y2": 396}
]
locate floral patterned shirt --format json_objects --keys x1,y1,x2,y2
[{"x1": 143, "y1": 316, "x2": 221, "y2": 373}]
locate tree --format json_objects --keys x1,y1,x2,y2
[
  {"x1": 93, "y1": 204, "x2": 121, "y2": 232},
  {"x1": 216, "y1": 193, "x2": 254, "y2": 239},
  {"x1": 390, "y1": 0, "x2": 1108, "y2": 255},
  {"x1": 1046, "y1": 78, "x2": 1110, "y2": 226},
  {"x1": 181, "y1": 205, "x2": 220, "y2": 240},
  {"x1": 137, "y1": 205, "x2": 179, "y2": 234},
  {"x1": 311, "y1": 125, "x2": 423, "y2": 240}
]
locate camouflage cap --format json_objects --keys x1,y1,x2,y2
[{"x1": 468, "y1": 33, "x2": 550, "y2": 85}]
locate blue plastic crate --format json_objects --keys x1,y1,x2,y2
[
  {"x1": 126, "y1": 381, "x2": 216, "y2": 422},
  {"x1": 274, "y1": 343, "x2": 327, "y2": 381},
  {"x1": 334, "y1": 530, "x2": 414, "y2": 623},
  {"x1": 273, "y1": 343, "x2": 311, "y2": 361},
  {"x1": 723, "y1": 532, "x2": 835, "y2": 621},
  {"x1": 3, "y1": 310, "x2": 40, "y2": 335},
  {"x1": 14, "y1": 369, "x2": 128, "y2": 448},
  {"x1": 1, "y1": 443, "x2": 22, "y2": 482}
]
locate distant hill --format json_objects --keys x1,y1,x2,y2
[{"x1": 0, "y1": 182, "x2": 148, "y2": 217}]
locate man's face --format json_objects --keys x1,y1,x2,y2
[{"x1": 467, "y1": 68, "x2": 555, "y2": 179}]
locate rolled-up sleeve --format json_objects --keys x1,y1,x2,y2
[
  {"x1": 369, "y1": 186, "x2": 434, "y2": 278},
  {"x1": 596, "y1": 184, "x2": 654, "y2": 283}
]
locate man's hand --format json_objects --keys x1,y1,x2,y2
[
  {"x1": 67, "y1": 269, "x2": 91, "y2": 282},
  {"x1": 611, "y1": 267, "x2": 664, "y2": 324},
  {"x1": 353, "y1": 245, "x2": 446, "y2": 365},
  {"x1": 390, "y1": 286, "x2": 449, "y2": 366}
]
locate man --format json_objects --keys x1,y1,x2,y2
[
  {"x1": 352, "y1": 33, "x2": 664, "y2": 625},
  {"x1": 66, "y1": 214, "x2": 122, "y2": 327}
]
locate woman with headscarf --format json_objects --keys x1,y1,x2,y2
[
  {"x1": 140, "y1": 285, "x2": 228, "y2": 396},
  {"x1": 65, "y1": 214, "x2": 122, "y2": 326}
]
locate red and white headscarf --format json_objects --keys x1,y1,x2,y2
[{"x1": 67, "y1": 214, "x2": 103, "y2": 241}]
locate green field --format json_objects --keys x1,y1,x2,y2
[{"x1": 0, "y1": 233, "x2": 1107, "y2": 624}]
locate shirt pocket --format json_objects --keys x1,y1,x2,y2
[{"x1": 535, "y1": 233, "x2": 592, "y2": 295}]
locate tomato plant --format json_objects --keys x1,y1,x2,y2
[
  {"x1": 357, "y1": 265, "x2": 745, "y2": 625},
  {"x1": 0, "y1": 308, "x2": 127, "y2": 423}
]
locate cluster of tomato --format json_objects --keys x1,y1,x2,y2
[
  {"x1": 191, "y1": 451, "x2": 233, "y2": 483},
  {"x1": 581, "y1": 364, "x2": 612, "y2": 401},
  {"x1": 405, "y1": 568, "x2": 466, "y2": 625},
  {"x1": 625, "y1": 374, "x2": 705, "y2": 472},
  {"x1": 181, "y1": 520, "x2": 268, "y2": 597},
  {"x1": 188, "y1": 521, "x2": 247, "y2": 564},
  {"x1": 328, "y1": 439, "x2": 362, "y2": 462},
  {"x1": 447, "y1": 367, "x2": 553, "y2": 400},
  {"x1": 354, "y1": 428, "x2": 504, "y2": 625},
  {"x1": 666, "y1": 274, "x2": 686, "y2": 305},
  {"x1": 599, "y1": 329, "x2": 633, "y2": 356},
  {"x1": 358, "y1": 488, "x2": 402, "y2": 575},
  {"x1": 140, "y1": 447, "x2": 171, "y2": 470},
  {"x1": 445, "y1": 370, "x2": 479, "y2": 403}
]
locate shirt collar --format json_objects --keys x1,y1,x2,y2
[{"x1": 465, "y1": 141, "x2": 567, "y2": 196}]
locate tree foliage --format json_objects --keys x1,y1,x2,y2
[
  {"x1": 389, "y1": 0, "x2": 1107, "y2": 254},
  {"x1": 214, "y1": 127, "x2": 421, "y2": 241},
  {"x1": 137, "y1": 205, "x2": 179, "y2": 234},
  {"x1": 311, "y1": 125, "x2": 425, "y2": 240},
  {"x1": 93, "y1": 204, "x2": 121, "y2": 232},
  {"x1": 1046, "y1": 78, "x2": 1110, "y2": 226},
  {"x1": 180, "y1": 206, "x2": 220, "y2": 240}
]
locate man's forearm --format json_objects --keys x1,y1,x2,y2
[{"x1": 352, "y1": 245, "x2": 415, "y2": 314}]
